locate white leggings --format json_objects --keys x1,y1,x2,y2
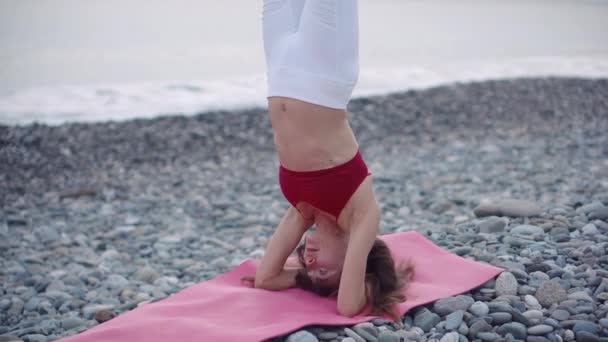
[{"x1": 262, "y1": 0, "x2": 359, "y2": 109}]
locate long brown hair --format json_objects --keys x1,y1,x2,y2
[{"x1": 294, "y1": 238, "x2": 415, "y2": 322}]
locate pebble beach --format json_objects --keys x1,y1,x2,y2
[{"x1": 1, "y1": 76, "x2": 608, "y2": 341}]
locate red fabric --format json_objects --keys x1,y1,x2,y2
[
  {"x1": 59, "y1": 231, "x2": 505, "y2": 342},
  {"x1": 279, "y1": 151, "x2": 370, "y2": 219}
]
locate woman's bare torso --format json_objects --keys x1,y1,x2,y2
[
  {"x1": 268, "y1": 96, "x2": 361, "y2": 226},
  {"x1": 268, "y1": 96, "x2": 359, "y2": 171}
]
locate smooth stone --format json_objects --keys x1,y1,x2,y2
[
  {"x1": 528, "y1": 324, "x2": 554, "y2": 335},
  {"x1": 527, "y1": 336, "x2": 551, "y2": 342},
  {"x1": 434, "y1": 295, "x2": 475, "y2": 316},
  {"x1": 527, "y1": 264, "x2": 552, "y2": 273},
  {"x1": 572, "y1": 322, "x2": 600, "y2": 335},
  {"x1": 551, "y1": 309, "x2": 570, "y2": 321},
  {"x1": 22, "y1": 334, "x2": 46, "y2": 342},
  {"x1": 523, "y1": 310, "x2": 545, "y2": 324},
  {"x1": 8, "y1": 297, "x2": 24, "y2": 316},
  {"x1": 286, "y1": 330, "x2": 319, "y2": 342},
  {"x1": 496, "y1": 272, "x2": 519, "y2": 296},
  {"x1": 24, "y1": 297, "x2": 43, "y2": 312},
  {"x1": 478, "y1": 217, "x2": 508, "y2": 234},
  {"x1": 414, "y1": 308, "x2": 441, "y2": 332},
  {"x1": 377, "y1": 330, "x2": 400, "y2": 342},
  {"x1": 497, "y1": 322, "x2": 528, "y2": 340},
  {"x1": 511, "y1": 309, "x2": 532, "y2": 326},
  {"x1": 487, "y1": 301, "x2": 513, "y2": 313},
  {"x1": 35, "y1": 226, "x2": 60, "y2": 243},
  {"x1": 0, "y1": 298, "x2": 11, "y2": 311},
  {"x1": 452, "y1": 246, "x2": 472, "y2": 256},
  {"x1": 473, "y1": 199, "x2": 542, "y2": 218},
  {"x1": 353, "y1": 324, "x2": 378, "y2": 342},
  {"x1": 477, "y1": 331, "x2": 500, "y2": 341},
  {"x1": 536, "y1": 280, "x2": 567, "y2": 308},
  {"x1": 445, "y1": 310, "x2": 465, "y2": 330},
  {"x1": 581, "y1": 224, "x2": 598, "y2": 235},
  {"x1": 599, "y1": 318, "x2": 608, "y2": 329},
  {"x1": 82, "y1": 304, "x2": 114, "y2": 319},
  {"x1": 589, "y1": 207, "x2": 608, "y2": 220},
  {"x1": 469, "y1": 320, "x2": 493, "y2": 338},
  {"x1": 564, "y1": 330, "x2": 575, "y2": 341},
  {"x1": 342, "y1": 339, "x2": 357, "y2": 342},
  {"x1": 370, "y1": 319, "x2": 391, "y2": 326},
  {"x1": 95, "y1": 309, "x2": 115, "y2": 323},
  {"x1": 489, "y1": 312, "x2": 513, "y2": 325},
  {"x1": 470, "y1": 301, "x2": 489, "y2": 317},
  {"x1": 511, "y1": 225, "x2": 545, "y2": 236},
  {"x1": 575, "y1": 331, "x2": 600, "y2": 342},
  {"x1": 544, "y1": 318, "x2": 560, "y2": 329},
  {"x1": 344, "y1": 328, "x2": 366, "y2": 342},
  {"x1": 134, "y1": 266, "x2": 160, "y2": 284},
  {"x1": 457, "y1": 321, "x2": 469, "y2": 335},
  {"x1": 567, "y1": 291, "x2": 594, "y2": 302},
  {"x1": 474, "y1": 203, "x2": 502, "y2": 217},
  {"x1": 106, "y1": 274, "x2": 129, "y2": 290},
  {"x1": 318, "y1": 332, "x2": 338, "y2": 340},
  {"x1": 61, "y1": 317, "x2": 85, "y2": 330},
  {"x1": 439, "y1": 331, "x2": 460, "y2": 342},
  {"x1": 525, "y1": 295, "x2": 541, "y2": 309}
]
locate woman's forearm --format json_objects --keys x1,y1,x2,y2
[{"x1": 255, "y1": 267, "x2": 300, "y2": 291}]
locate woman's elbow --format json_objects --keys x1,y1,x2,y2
[
  {"x1": 337, "y1": 302, "x2": 364, "y2": 318},
  {"x1": 254, "y1": 278, "x2": 267, "y2": 289}
]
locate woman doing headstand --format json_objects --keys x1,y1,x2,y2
[{"x1": 243, "y1": 0, "x2": 415, "y2": 320}]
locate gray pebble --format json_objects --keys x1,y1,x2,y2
[
  {"x1": 575, "y1": 331, "x2": 600, "y2": 342},
  {"x1": 525, "y1": 294, "x2": 541, "y2": 309},
  {"x1": 572, "y1": 321, "x2": 600, "y2": 335},
  {"x1": 535, "y1": 280, "x2": 567, "y2": 308},
  {"x1": 476, "y1": 331, "x2": 500, "y2": 341},
  {"x1": 439, "y1": 331, "x2": 459, "y2": 342},
  {"x1": 489, "y1": 312, "x2": 512, "y2": 325},
  {"x1": 445, "y1": 310, "x2": 464, "y2": 330},
  {"x1": 286, "y1": 330, "x2": 319, "y2": 342},
  {"x1": 528, "y1": 324, "x2": 554, "y2": 335},
  {"x1": 377, "y1": 330, "x2": 400, "y2": 342},
  {"x1": 469, "y1": 301, "x2": 489, "y2": 317},
  {"x1": 134, "y1": 266, "x2": 160, "y2": 284},
  {"x1": 495, "y1": 272, "x2": 518, "y2": 296},
  {"x1": 551, "y1": 309, "x2": 570, "y2": 321},
  {"x1": 317, "y1": 331, "x2": 338, "y2": 340},
  {"x1": 344, "y1": 327, "x2": 366, "y2": 342},
  {"x1": 434, "y1": 295, "x2": 474, "y2": 316},
  {"x1": 23, "y1": 334, "x2": 47, "y2": 342},
  {"x1": 61, "y1": 317, "x2": 85, "y2": 330},
  {"x1": 511, "y1": 224, "x2": 545, "y2": 236},
  {"x1": 414, "y1": 308, "x2": 441, "y2": 333},
  {"x1": 497, "y1": 322, "x2": 527, "y2": 340}
]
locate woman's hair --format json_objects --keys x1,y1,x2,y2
[{"x1": 294, "y1": 238, "x2": 415, "y2": 322}]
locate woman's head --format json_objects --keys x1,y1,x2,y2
[
  {"x1": 295, "y1": 219, "x2": 349, "y2": 293},
  {"x1": 295, "y1": 234, "x2": 415, "y2": 321}
]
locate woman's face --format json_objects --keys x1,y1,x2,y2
[{"x1": 302, "y1": 220, "x2": 348, "y2": 288}]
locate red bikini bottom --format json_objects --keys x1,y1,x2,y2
[{"x1": 279, "y1": 151, "x2": 371, "y2": 220}]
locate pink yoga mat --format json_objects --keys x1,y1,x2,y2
[{"x1": 60, "y1": 231, "x2": 505, "y2": 342}]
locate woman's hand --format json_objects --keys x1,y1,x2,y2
[
  {"x1": 241, "y1": 267, "x2": 300, "y2": 291},
  {"x1": 241, "y1": 275, "x2": 256, "y2": 287}
]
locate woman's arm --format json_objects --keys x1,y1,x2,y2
[
  {"x1": 254, "y1": 206, "x2": 312, "y2": 289},
  {"x1": 336, "y1": 179, "x2": 381, "y2": 317}
]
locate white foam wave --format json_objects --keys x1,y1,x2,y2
[{"x1": 1, "y1": 56, "x2": 607, "y2": 126}]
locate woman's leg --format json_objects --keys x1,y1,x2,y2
[
  {"x1": 261, "y1": 0, "x2": 306, "y2": 71},
  {"x1": 294, "y1": 0, "x2": 359, "y2": 86},
  {"x1": 266, "y1": 0, "x2": 360, "y2": 109}
]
